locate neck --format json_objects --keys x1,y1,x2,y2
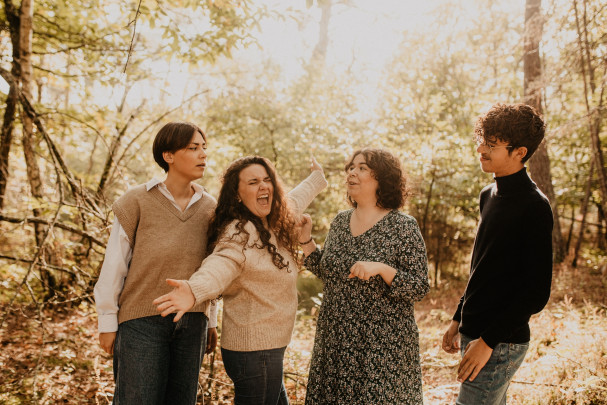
[
  {"x1": 494, "y1": 163, "x2": 525, "y2": 178},
  {"x1": 163, "y1": 173, "x2": 194, "y2": 199},
  {"x1": 354, "y1": 201, "x2": 388, "y2": 216}
]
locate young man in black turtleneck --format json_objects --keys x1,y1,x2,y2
[{"x1": 441, "y1": 103, "x2": 553, "y2": 405}]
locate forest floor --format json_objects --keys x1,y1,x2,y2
[{"x1": 1, "y1": 262, "x2": 606, "y2": 404}]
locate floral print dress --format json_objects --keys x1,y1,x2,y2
[{"x1": 304, "y1": 209, "x2": 429, "y2": 405}]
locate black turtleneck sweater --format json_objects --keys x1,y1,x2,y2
[{"x1": 453, "y1": 167, "x2": 553, "y2": 349}]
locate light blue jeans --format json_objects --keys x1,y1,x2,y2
[{"x1": 456, "y1": 334, "x2": 528, "y2": 405}]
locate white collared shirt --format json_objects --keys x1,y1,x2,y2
[{"x1": 94, "y1": 178, "x2": 218, "y2": 333}]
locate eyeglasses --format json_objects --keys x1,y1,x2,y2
[{"x1": 475, "y1": 140, "x2": 514, "y2": 154}]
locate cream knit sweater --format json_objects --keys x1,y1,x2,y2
[{"x1": 187, "y1": 170, "x2": 327, "y2": 351}]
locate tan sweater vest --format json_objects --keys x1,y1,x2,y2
[{"x1": 112, "y1": 185, "x2": 216, "y2": 325}]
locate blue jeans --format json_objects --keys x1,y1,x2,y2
[
  {"x1": 221, "y1": 346, "x2": 289, "y2": 405},
  {"x1": 113, "y1": 313, "x2": 208, "y2": 405},
  {"x1": 456, "y1": 334, "x2": 528, "y2": 405}
]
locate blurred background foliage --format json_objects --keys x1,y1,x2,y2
[{"x1": 0, "y1": 0, "x2": 605, "y2": 310}]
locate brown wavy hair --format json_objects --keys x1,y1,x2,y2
[
  {"x1": 345, "y1": 148, "x2": 409, "y2": 209},
  {"x1": 207, "y1": 156, "x2": 299, "y2": 271},
  {"x1": 474, "y1": 103, "x2": 545, "y2": 163}
]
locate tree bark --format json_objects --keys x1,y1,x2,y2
[
  {"x1": 523, "y1": 0, "x2": 564, "y2": 262},
  {"x1": 572, "y1": 162, "x2": 593, "y2": 267},
  {"x1": 19, "y1": 0, "x2": 58, "y2": 298},
  {"x1": 0, "y1": 0, "x2": 21, "y2": 210},
  {"x1": 311, "y1": 0, "x2": 332, "y2": 66},
  {"x1": 573, "y1": 0, "x2": 607, "y2": 237}
]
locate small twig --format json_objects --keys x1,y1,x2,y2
[
  {"x1": 511, "y1": 380, "x2": 563, "y2": 387},
  {"x1": 123, "y1": 0, "x2": 142, "y2": 74},
  {"x1": 555, "y1": 351, "x2": 607, "y2": 384}
]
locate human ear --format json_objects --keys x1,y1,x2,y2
[
  {"x1": 163, "y1": 151, "x2": 174, "y2": 165},
  {"x1": 517, "y1": 147, "x2": 528, "y2": 162}
]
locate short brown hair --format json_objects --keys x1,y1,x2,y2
[
  {"x1": 152, "y1": 122, "x2": 206, "y2": 172},
  {"x1": 345, "y1": 148, "x2": 409, "y2": 209},
  {"x1": 474, "y1": 103, "x2": 545, "y2": 163}
]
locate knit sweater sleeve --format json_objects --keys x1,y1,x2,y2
[
  {"x1": 187, "y1": 222, "x2": 248, "y2": 305},
  {"x1": 480, "y1": 199, "x2": 553, "y2": 348},
  {"x1": 288, "y1": 170, "x2": 328, "y2": 216}
]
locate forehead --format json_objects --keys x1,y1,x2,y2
[
  {"x1": 239, "y1": 164, "x2": 269, "y2": 180},
  {"x1": 352, "y1": 153, "x2": 367, "y2": 164},
  {"x1": 189, "y1": 131, "x2": 206, "y2": 144}
]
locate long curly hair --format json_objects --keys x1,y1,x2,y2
[
  {"x1": 345, "y1": 148, "x2": 409, "y2": 209},
  {"x1": 207, "y1": 156, "x2": 299, "y2": 271}
]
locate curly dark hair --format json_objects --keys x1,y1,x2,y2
[
  {"x1": 345, "y1": 148, "x2": 409, "y2": 209},
  {"x1": 474, "y1": 103, "x2": 546, "y2": 163},
  {"x1": 207, "y1": 156, "x2": 299, "y2": 271},
  {"x1": 152, "y1": 122, "x2": 207, "y2": 172}
]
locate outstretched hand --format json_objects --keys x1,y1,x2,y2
[
  {"x1": 152, "y1": 279, "x2": 196, "y2": 322},
  {"x1": 310, "y1": 155, "x2": 323, "y2": 173}
]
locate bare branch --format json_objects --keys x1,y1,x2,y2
[{"x1": 0, "y1": 214, "x2": 106, "y2": 246}]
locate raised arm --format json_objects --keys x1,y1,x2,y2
[{"x1": 288, "y1": 156, "x2": 328, "y2": 217}]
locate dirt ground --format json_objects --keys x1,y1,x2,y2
[{"x1": 1, "y1": 265, "x2": 606, "y2": 404}]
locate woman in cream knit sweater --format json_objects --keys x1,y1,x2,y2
[{"x1": 154, "y1": 155, "x2": 326, "y2": 404}]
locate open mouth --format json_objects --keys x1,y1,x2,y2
[{"x1": 257, "y1": 193, "x2": 270, "y2": 206}]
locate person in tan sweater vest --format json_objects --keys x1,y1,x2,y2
[
  {"x1": 94, "y1": 122, "x2": 219, "y2": 405},
  {"x1": 154, "y1": 155, "x2": 327, "y2": 405}
]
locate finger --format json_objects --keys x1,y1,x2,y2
[
  {"x1": 160, "y1": 306, "x2": 177, "y2": 317},
  {"x1": 152, "y1": 294, "x2": 170, "y2": 305},
  {"x1": 469, "y1": 366, "x2": 481, "y2": 382},
  {"x1": 174, "y1": 310, "x2": 185, "y2": 322},
  {"x1": 165, "y1": 279, "x2": 181, "y2": 288},
  {"x1": 156, "y1": 300, "x2": 173, "y2": 312}
]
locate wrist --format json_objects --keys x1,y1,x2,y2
[{"x1": 299, "y1": 236, "x2": 314, "y2": 245}]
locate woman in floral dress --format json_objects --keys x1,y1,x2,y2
[{"x1": 299, "y1": 148, "x2": 430, "y2": 404}]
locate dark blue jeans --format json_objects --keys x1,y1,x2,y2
[
  {"x1": 112, "y1": 313, "x2": 208, "y2": 405},
  {"x1": 221, "y1": 346, "x2": 289, "y2": 405}
]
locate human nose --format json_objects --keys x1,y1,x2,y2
[
  {"x1": 200, "y1": 148, "x2": 207, "y2": 158},
  {"x1": 476, "y1": 142, "x2": 488, "y2": 154}
]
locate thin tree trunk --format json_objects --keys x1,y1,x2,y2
[
  {"x1": 19, "y1": 0, "x2": 57, "y2": 298},
  {"x1": 311, "y1": 0, "x2": 332, "y2": 66},
  {"x1": 565, "y1": 203, "x2": 574, "y2": 252},
  {"x1": 523, "y1": 0, "x2": 564, "y2": 262},
  {"x1": 0, "y1": 0, "x2": 21, "y2": 210},
  {"x1": 572, "y1": 163, "x2": 593, "y2": 267},
  {"x1": 421, "y1": 169, "x2": 436, "y2": 239},
  {"x1": 0, "y1": 85, "x2": 17, "y2": 210},
  {"x1": 573, "y1": 0, "x2": 607, "y2": 224}
]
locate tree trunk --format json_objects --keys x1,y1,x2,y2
[
  {"x1": 0, "y1": 0, "x2": 21, "y2": 210},
  {"x1": 572, "y1": 163, "x2": 593, "y2": 267},
  {"x1": 19, "y1": 0, "x2": 57, "y2": 298},
  {"x1": 311, "y1": 0, "x2": 332, "y2": 66},
  {"x1": 573, "y1": 0, "x2": 607, "y2": 235},
  {"x1": 523, "y1": 0, "x2": 564, "y2": 262}
]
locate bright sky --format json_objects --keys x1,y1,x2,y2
[{"x1": 0, "y1": 0, "x2": 526, "y2": 109}]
